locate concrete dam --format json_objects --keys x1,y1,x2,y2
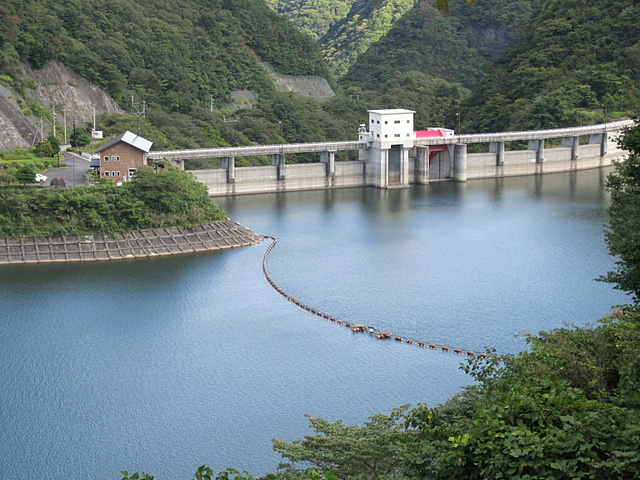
[{"x1": 146, "y1": 109, "x2": 633, "y2": 196}]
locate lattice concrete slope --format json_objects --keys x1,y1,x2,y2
[{"x1": 0, "y1": 220, "x2": 262, "y2": 264}]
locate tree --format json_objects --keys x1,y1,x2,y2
[
  {"x1": 600, "y1": 118, "x2": 640, "y2": 299},
  {"x1": 70, "y1": 126, "x2": 91, "y2": 147},
  {"x1": 402, "y1": 374, "x2": 640, "y2": 479},
  {"x1": 400, "y1": 329, "x2": 640, "y2": 480},
  {"x1": 272, "y1": 406, "x2": 409, "y2": 480},
  {"x1": 46, "y1": 134, "x2": 61, "y2": 156},
  {"x1": 14, "y1": 165, "x2": 35, "y2": 186},
  {"x1": 34, "y1": 140, "x2": 54, "y2": 158},
  {"x1": 0, "y1": 171, "x2": 16, "y2": 187}
]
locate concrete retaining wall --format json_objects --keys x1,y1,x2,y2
[{"x1": 0, "y1": 220, "x2": 262, "y2": 264}]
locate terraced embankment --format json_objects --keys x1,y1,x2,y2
[{"x1": 0, "y1": 220, "x2": 261, "y2": 264}]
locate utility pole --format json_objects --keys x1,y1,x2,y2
[
  {"x1": 52, "y1": 105, "x2": 57, "y2": 138},
  {"x1": 62, "y1": 106, "x2": 67, "y2": 144},
  {"x1": 132, "y1": 99, "x2": 146, "y2": 135},
  {"x1": 91, "y1": 103, "x2": 96, "y2": 131},
  {"x1": 72, "y1": 119, "x2": 76, "y2": 187},
  {"x1": 210, "y1": 95, "x2": 214, "y2": 112}
]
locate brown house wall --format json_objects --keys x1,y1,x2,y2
[{"x1": 99, "y1": 143, "x2": 148, "y2": 180}]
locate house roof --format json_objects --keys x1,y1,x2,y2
[
  {"x1": 98, "y1": 131, "x2": 153, "y2": 153},
  {"x1": 368, "y1": 109, "x2": 415, "y2": 115},
  {"x1": 415, "y1": 130, "x2": 445, "y2": 139}
]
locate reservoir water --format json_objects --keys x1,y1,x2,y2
[{"x1": 0, "y1": 168, "x2": 630, "y2": 480}]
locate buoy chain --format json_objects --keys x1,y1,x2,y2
[{"x1": 261, "y1": 235, "x2": 490, "y2": 358}]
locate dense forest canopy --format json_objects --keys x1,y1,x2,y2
[
  {"x1": 463, "y1": 0, "x2": 640, "y2": 132},
  {"x1": 263, "y1": 0, "x2": 359, "y2": 40},
  {"x1": 318, "y1": 0, "x2": 419, "y2": 77},
  {"x1": 263, "y1": 0, "x2": 419, "y2": 78},
  {"x1": 341, "y1": 0, "x2": 546, "y2": 91},
  {"x1": 0, "y1": 0, "x2": 331, "y2": 109}
]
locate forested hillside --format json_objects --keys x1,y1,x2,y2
[
  {"x1": 264, "y1": 0, "x2": 358, "y2": 40},
  {"x1": 264, "y1": 0, "x2": 418, "y2": 77},
  {"x1": 0, "y1": 0, "x2": 364, "y2": 153},
  {"x1": 0, "y1": 0, "x2": 330, "y2": 109},
  {"x1": 463, "y1": 0, "x2": 640, "y2": 132},
  {"x1": 342, "y1": 0, "x2": 546, "y2": 91}
]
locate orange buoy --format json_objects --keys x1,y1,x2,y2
[
  {"x1": 441, "y1": 346, "x2": 449, "y2": 352},
  {"x1": 417, "y1": 341, "x2": 425, "y2": 347},
  {"x1": 454, "y1": 348, "x2": 462, "y2": 354},
  {"x1": 466, "y1": 351, "x2": 474, "y2": 356},
  {"x1": 428, "y1": 343, "x2": 437, "y2": 349}
]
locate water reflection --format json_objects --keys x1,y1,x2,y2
[{"x1": 1, "y1": 168, "x2": 628, "y2": 480}]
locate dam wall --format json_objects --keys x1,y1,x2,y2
[
  {"x1": 195, "y1": 138, "x2": 626, "y2": 197},
  {"x1": 170, "y1": 118, "x2": 634, "y2": 196},
  {"x1": 195, "y1": 161, "x2": 367, "y2": 196}
]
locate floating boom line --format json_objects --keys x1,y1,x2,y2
[{"x1": 260, "y1": 234, "x2": 491, "y2": 357}]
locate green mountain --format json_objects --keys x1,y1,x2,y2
[
  {"x1": 463, "y1": 0, "x2": 640, "y2": 132},
  {"x1": 265, "y1": 0, "x2": 419, "y2": 77},
  {"x1": 0, "y1": 0, "x2": 330, "y2": 110},
  {"x1": 341, "y1": 0, "x2": 546, "y2": 91},
  {"x1": 0, "y1": 0, "x2": 363, "y2": 153},
  {"x1": 321, "y1": 0, "x2": 418, "y2": 77},
  {"x1": 263, "y1": 0, "x2": 359, "y2": 40}
]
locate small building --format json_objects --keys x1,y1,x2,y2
[
  {"x1": 367, "y1": 109, "x2": 416, "y2": 149},
  {"x1": 96, "y1": 131, "x2": 153, "y2": 182},
  {"x1": 360, "y1": 109, "x2": 416, "y2": 188}
]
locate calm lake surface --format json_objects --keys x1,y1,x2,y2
[{"x1": 1, "y1": 168, "x2": 630, "y2": 480}]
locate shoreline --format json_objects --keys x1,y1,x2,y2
[{"x1": 0, "y1": 219, "x2": 262, "y2": 265}]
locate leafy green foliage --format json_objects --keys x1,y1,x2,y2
[
  {"x1": 69, "y1": 126, "x2": 91, "y2": 147},
  {"x1": 403, "y1": 374, "x2": 640, "y2": 479},
  {"x1": 400, "y1": 308, "x2": 640, "y2": 479},
  {"x1": 321, "y1": 0, "x2": 418, "y2": 77},
  {"x1": 272, "y1": 406, "x2": 409, "y2": 480},
  {"x1": 341, "y1": 0, "x2": 544, "y2": 91},
  {"x1": 464, "y1": 0, "x2": 640, "y2": 132},
  {"x1": 120, "y1": 471, "x2": 154, "y2": 480},
  {"x1": 14, "y1": 164, "x2": 35, "y2": 185},
  {"x1": 0, "y1": 165, "x2": 226, "y2": 238},
  {"x1": 264, "y1": 0, "x2": 358, "y2": 40},
  {"x1": 600, "y1": 119, "x2": 640, "y2": 299},
  {"x1": 0, "y1": 171, "x2": 16, "y2": 187},
  {"x1": 517, "y1": 311, "x2": 640, "y2": 409}
]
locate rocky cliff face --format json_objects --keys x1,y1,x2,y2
[{"x1": 0, "y1": 62, "x2": 124, "y2": 151}]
